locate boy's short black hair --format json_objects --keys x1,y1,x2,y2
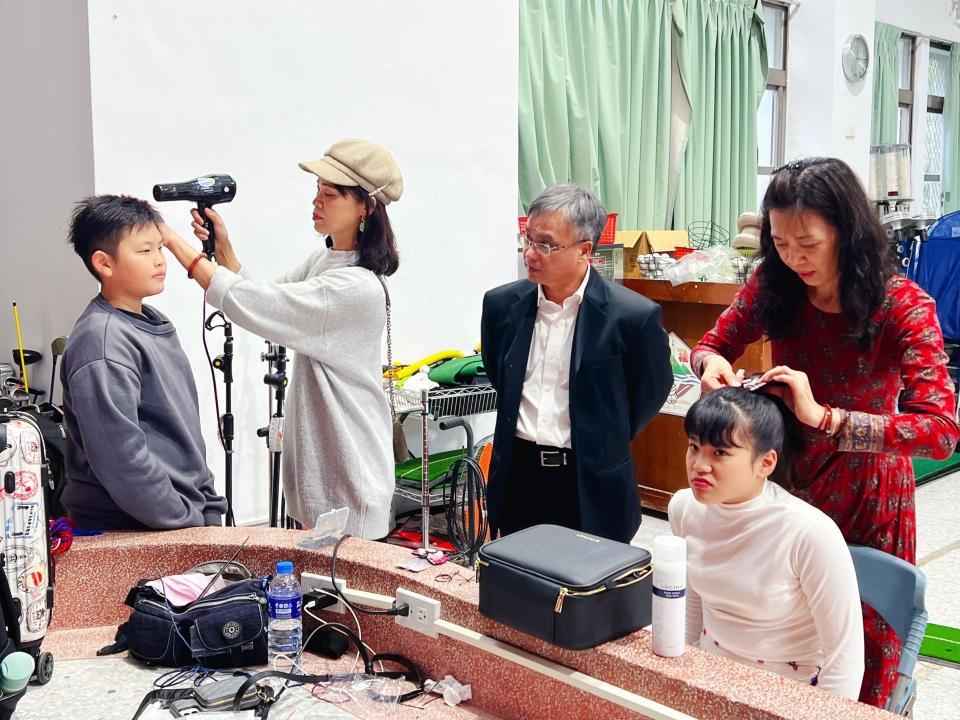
[{"x1": 67, "y1": 195, "x2": 162, "y2": 280}]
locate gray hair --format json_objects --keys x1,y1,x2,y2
[{"x1": 528, "y1": 184, "x2": 607, "y2": 243}]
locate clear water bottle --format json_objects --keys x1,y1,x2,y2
[{"x1": 267, "y1": 560, "x2": 302, "y2": 671}]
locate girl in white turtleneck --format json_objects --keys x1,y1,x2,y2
[{"x1": 668, "y1": 387, "x2": 864, "y2": 701}]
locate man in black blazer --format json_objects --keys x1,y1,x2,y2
[{"x1": 481, "y1": 185, "x2": 672, "y2": 543}]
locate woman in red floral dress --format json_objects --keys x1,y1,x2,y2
[{"x1": 692, "y1": 157, "x2": 958, "y2": 708}]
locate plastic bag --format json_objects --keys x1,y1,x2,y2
[
  {"x1": 311, "y1": 673, "x2": 404, "y2": 717},
  {"x1": 663, "y1": 245, "x2": 743, "y2": 285}
]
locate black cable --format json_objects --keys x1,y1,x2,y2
[
  {"x1": 201, "y1": 293, "x2": 225, "y2": 450},
  {"x1": 329, "y1": 534, "x2": 409, "y2": 616},
  {"x1": 443, "y1": 456, "x2": 487, "y2": 559}
]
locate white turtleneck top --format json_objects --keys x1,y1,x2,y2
[{"x1": 668, "y1": 481, "x2": 865, "y2": 700}]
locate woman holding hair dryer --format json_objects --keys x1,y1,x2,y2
[{"x1": 161, "y1": 138, "x2": 403, "y2": 539}]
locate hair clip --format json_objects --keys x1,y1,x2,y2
[
  {"x1": 369, "y1": 184, "x2": 387, "y2": 197},
  {"x1": 772, "y1": 161, "x2": 806, "y2": 175}
]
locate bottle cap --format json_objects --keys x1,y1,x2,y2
[
  {"x1": 275, "y1": 560, "x2": 294, "y2": 575},
  {"x1": 654, "y1": 535, "x2": 686, "y2": 564}
]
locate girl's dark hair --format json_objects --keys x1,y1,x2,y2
[
  {"x1": 685, "y1": 387, "x2": 802, "y2": 489},
  {"x1": 754, "y1": 157, "x2": 894, "y2": 351},
  {"x1": 332, "y1": 184, "x2": 399, "y2": 276},
  {"x1": 68, "y1": 195, "x2": 162, "y2": 280}
]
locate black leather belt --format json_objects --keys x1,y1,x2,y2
[{"x1": 517, "y1": 439, "x2": 574, "y2": 468}]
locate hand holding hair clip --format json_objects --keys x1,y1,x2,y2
[{"x1": 742, "y1": 373, "x2": 787, "y2": 393}]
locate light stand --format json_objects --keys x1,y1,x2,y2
[
  {"x1": 257, "y1": 342, "x2": 289, "y2": 528},
  {"x1": 205, "y1": 310, "x2": 235, "y2": 527}
]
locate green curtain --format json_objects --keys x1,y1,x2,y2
[
  {"x1": 672, "y1": 0, "x2": 768, "y2": 240},
  {"x1": 943, "y1": 43, "x2": 960, "y2": 214},
  {"x1": 519, "y1": 0, "x2": 673, "y2": 229},
  {"x1": 871, "y1": 22, "x2": 903, "y2": 146}
]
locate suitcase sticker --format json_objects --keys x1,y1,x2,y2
[{"x1": 6, "y1": 503, "x2": 41, "y2": 540}]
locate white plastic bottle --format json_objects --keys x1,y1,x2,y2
[
  {"x1": 652, "y1": 535, "x2": 687, "y2": 657},
  {"x1": 267, "y1": 560, "x2": 302, "y2": 671}
]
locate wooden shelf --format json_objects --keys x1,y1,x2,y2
[{"x1": 622, "y1": 278, "x2": 743, "y2": 306}]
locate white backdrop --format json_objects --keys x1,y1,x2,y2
[{"x1": 83, "y1": 0, "x2": 518, "y2": 524}]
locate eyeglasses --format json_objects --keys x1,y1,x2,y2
[{"x1": 519, "y1": 237, "x2": 587, "y2": 256}]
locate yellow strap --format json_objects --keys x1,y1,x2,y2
[
  {"x1": 12, "y1": 302, "x2": 28, "y2": 393},
  {"x1": 384, "y1": 350, "x2": 464, "y2": 381}
]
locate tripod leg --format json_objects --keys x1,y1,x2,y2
[
  {"x1": 269, "y1": 455, "x2": 279, "y2": 528},
  {"x1": 269, "y1": 452, "x2": 283, "y2": 528},
  {"x1": 225, "y1": 451, "x2": 236, "y2": 527}
]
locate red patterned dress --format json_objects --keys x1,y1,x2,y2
[{"x1": 692, "y1": 274, "x2": 959, "y2": 708}]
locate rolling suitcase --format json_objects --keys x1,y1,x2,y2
[{"x1": 0, "y1": 411, "x2": 56, "y2": 715}]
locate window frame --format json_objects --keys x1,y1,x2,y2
[
  {"x1": 757, "y1": 1, "x2": 789, "y2": 179},
  {"x1": 923, "y1": 41, "x2": 951, "y2": 215},
  {"x1": 898, "y1": 33, "x2": 916, "y2": 145}
]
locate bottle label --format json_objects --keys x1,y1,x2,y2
[
  {"x1": 652, "y1": 586, "x2": 686, "y2": 599},
  {"x1": 269, "y1": 596, "x2": 302, "y2": 619}
]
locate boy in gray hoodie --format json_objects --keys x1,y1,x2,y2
[{"x1": 60, "y1": 195, "x2": 226, "y2": 530}]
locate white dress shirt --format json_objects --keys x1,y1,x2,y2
[
  {"x1": 668, "y1": 482, "x2": 865, "y2": 700},
  {"x1": 515, "y1": 267, "x2": 591, "y2": 449}
]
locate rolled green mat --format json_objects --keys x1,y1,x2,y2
[{"x1": 0, "y1": 651, "x2": 33, "y2": 694}]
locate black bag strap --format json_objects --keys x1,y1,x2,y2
[
  {"x1": 96, "y1": 623, "x2": 128, "y2": 656},
  {"x1": 129, "y1": 687, "x2": 194, "y2": 720}
]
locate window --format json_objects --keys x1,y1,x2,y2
[
  {"x1": 898, "y1": 34, "x2": 915, "y2": 145},
  {"x1": 756, "y1": 1, "x2": 788, "y2": 211},
  {"x1": 924, "y1": 43, "x2": 950, "y2": 217}
]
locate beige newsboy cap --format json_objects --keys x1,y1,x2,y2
[{"x1": 299, "y1": 138, "x2": 403, "y2": 205}]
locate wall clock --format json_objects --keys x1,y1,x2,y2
[{"x1": 842, "y1": 34, "x2": 870, "y2": 82}]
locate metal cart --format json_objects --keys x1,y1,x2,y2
[{"x1": 391, "y1": 385, "x2": 497, "y2": 551}]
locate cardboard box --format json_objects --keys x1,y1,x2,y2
[{"x1": 617, "y1": 230, "x2": 689, "y2": 278}]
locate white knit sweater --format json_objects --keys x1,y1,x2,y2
[
  {"x1": 207, "y1": 247, "x2": 393, "y2": 538},
  {"x1": 668, "y1": 482, "x2": 865, "y2": 700}
]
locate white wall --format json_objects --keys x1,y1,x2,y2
[
  {"x1": 876, "y1": 0, "x2": 960, "y2": 43},
  {"x1": 84, "y1": 0, "x2": 518, "y2": 524},
  {"x1": 787, "y1": 0, "x2": 960, "y2": 190},
  {"x1": 784, "y1": 0, "x2": 875, "y2": 181},
  {"x1": 0, "y1": 0, "x2": 97, "y2": 404}
]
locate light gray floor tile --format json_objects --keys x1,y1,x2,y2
[
  {"x1": 912, "y1": 659, "x2": 960, "y2": 720},
  {"x1": 916, "y1": 471, "x2": 960, "y2": 561},
  {"x1": 631, "y1": 512, "x2": 671, "y2": 555},
  {"x1": 920, "y1": 547, "x2": 960, "y2": 630}
]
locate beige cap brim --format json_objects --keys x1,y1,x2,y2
[{"x1": 298, "y1": 159, "x2": 359, "y2": 188}]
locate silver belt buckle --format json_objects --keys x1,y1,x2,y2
[{"x1": 540, "y1": 450, "x2": 563, "y2": 467}]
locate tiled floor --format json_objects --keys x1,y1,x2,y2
[
  {"x1": 16, "y1": 656, "x2": 359, "y2": 719},
  {"x1": 632, "y1": 472, "x2": 960, "y2": 719}
]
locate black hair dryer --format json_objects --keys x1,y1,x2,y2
[{"x1": 152, "y1": 174, "x2": 237, "y2": 259}]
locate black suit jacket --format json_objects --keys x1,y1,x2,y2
[{"x1": 480, "y1": 267, "x2": 673, "y2": 543}]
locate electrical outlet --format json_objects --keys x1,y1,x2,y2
[
  {"x1": 395, "y1": 588, "x2": 441, "y2": 637},
  {"x1": 301, "y1": 572, "x2": 348, "y2": 614}
]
